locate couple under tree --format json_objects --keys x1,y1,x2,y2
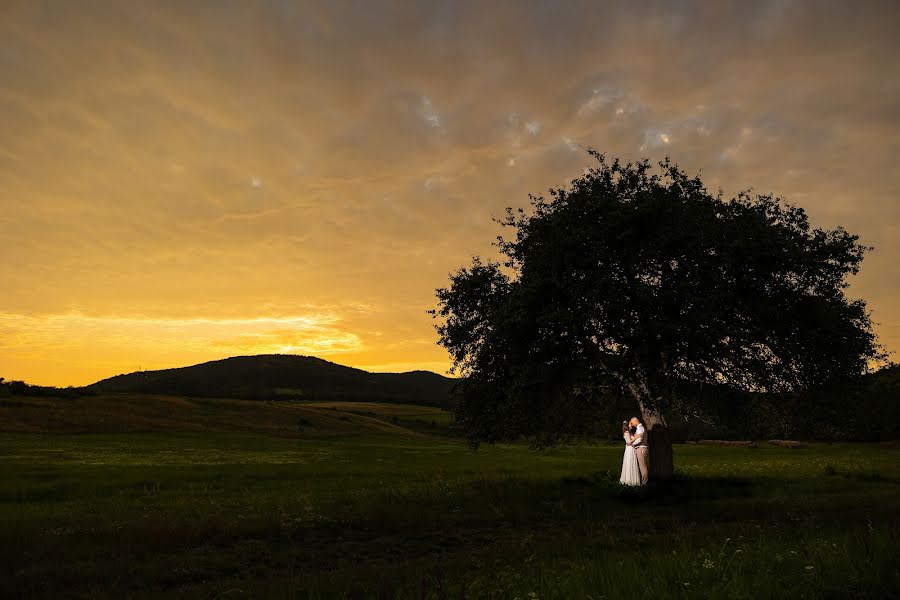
[{"x1": 620, "y1": 417, "x2": 649, "y2": 487}]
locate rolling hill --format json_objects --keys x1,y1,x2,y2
[
  {"x1": 88, "y1": 354, "x2": 458, "y2": 409},
  {"x1": 0, "y1": 393, "x2": 448, "y2": 437}
]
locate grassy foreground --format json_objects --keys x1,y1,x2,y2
[{"x1": 1, "y1": 396, "x2": 898, "y2": 599}]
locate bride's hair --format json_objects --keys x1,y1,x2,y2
[{"x1": 622, "y1": 421, "x2": 630, "y2": 433}]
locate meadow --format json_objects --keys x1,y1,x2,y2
[{"x1": 1, "y1": 394, "x2": 898, "y2": 599}]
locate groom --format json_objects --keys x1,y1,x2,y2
[{"x1": 628, "y1": 417, "x2": 649, "y2": 486}]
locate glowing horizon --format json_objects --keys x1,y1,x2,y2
[
  {"x1": 2, "y1": 1, "x2": 898, "y2": 387},
  {"x1": 0, "y1": 307, "x2": 449, "y2": 386}
]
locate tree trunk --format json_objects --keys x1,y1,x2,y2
[
  {"x1": 638, "y1": 402, "x2": 675, "y2": 481},
  {"x1": 626, "y1": 378, "x2": 676, "y2": 481}
]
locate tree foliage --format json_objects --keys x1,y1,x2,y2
[{"x1": 430, "y1": 151, "x2": 886, "y2": 450}]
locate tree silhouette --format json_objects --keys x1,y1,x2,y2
[{"x1": 430, "y1": 151, "x2": 886, "y2": 479}]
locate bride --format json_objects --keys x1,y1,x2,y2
[{"x1": 620, "y1": 420, "x2": 641, "y2": 486}]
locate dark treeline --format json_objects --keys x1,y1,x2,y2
[
  {"x1": 2, "y1": 365, "x2": 896, "y2": 442},
  {"x1": 0, "y1": 377, "x2": 95, "y2": 399},
  {"x1": 594, "y1": 365, "x2": 899, "y2": 443}
]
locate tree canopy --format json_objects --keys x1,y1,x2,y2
[{"x1": 430, "y1": 152, "x2": 886, "y2": 468}]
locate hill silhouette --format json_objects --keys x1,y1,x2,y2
[{"x1": 88, "y1": 355, "x2": 458, "y2": 409}]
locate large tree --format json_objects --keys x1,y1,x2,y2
[{"x1": 430, "y1": 152, "x2": 885, "y2": 479}]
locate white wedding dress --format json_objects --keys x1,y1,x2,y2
[{"x1": 619, "y1": 433, "x2": 641, "y2": 486}]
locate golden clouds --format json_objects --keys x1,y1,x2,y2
[{"x1": 1, "y1": 1, "x2": 899, "y2": 385}]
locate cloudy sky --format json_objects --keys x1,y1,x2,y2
[{"x1": 2, "y1": 0, "x2": 898, "y2": 386}]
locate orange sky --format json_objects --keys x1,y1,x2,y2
[{"x1": 2, "y1": 1, "x2": 898, "y2": 386}]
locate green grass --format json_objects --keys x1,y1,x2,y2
[
  {"x1": 301, "y1": 401, "x2": 457, "y2": 434},
  {"x1": 1, "y1": 396, "x2": 898, "y2": 598}
]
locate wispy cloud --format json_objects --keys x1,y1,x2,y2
[{"x1": 0, "y1": 310, "x2": 365, "y2": 384}]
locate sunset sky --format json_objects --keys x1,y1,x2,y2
[{"x1": 2, "y1": 0, "x2": 899, "y2": 386}]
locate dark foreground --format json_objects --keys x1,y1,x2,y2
[{"x1": 1, "y1": 397, "x2": 898, "y2": 598}]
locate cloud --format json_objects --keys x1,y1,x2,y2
[
  {"x1": 1, "y1": 0, "x2": 899, "y2": 384},
  {"x1": 212, "y1": 327, "x2": 362, "y2": 355},
  {"x1": 419, "y1": 96, "x2": 442, "y2": 129},
  {"x1": 0, "y1": 309, "x2": 367, "y2": 385}
]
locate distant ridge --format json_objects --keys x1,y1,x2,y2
[{"x1": 88, "y1": 354, "x2": 458, "y2": 409}]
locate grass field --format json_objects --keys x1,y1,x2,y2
[{"x1": 1, "y1": 394, "x2": 898, "y2": 599}]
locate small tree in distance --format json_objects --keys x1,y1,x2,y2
[{"x1": 429, "y1": 151, "x2": 886, "y2": 479}]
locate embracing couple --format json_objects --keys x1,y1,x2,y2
[{"x1": 619, "y1": 416, "x2": 649, "y2": 487}]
